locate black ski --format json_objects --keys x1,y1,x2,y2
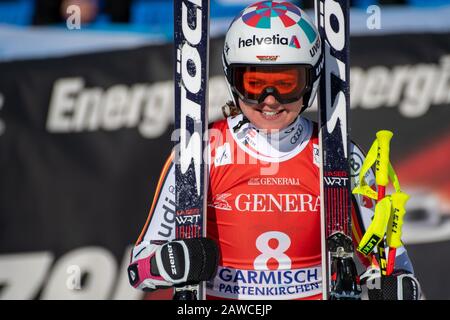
[
  {"x1": 315, "y1": 0, "x2": 361, "y2": 300},
  {"x1": 173, "y1": 0, "x2": 210, "y2": 300}
]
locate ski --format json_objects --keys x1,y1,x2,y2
[
  {"x1": 173, "y1": 0, "x2": 210, "y2": 300},
  {"x1": 315, "y1": 0, "x2": 361, "y2": 299}
]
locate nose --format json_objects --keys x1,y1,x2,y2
[{"x1": 262, "y1": 94, "x2": 280, "y2": 106}]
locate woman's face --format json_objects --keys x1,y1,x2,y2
[{"x1": 239, "y1": 96, "x2": 303, "y2": 130}]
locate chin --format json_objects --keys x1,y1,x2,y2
[
  {"x1": 242, "y1": 107, "x2": 299, "y2": 131},
  {"x1": 254, "y1": 118, "x2": 289, "y2": 131}
]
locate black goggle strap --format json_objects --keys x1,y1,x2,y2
[
  {"x1": 223, "y1": 52, "x2": 232, "y2": 83},
  {"x1": 312, "y1": 55, "x2": 324, "y2": 82}
]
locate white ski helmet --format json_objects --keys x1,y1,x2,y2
[{"x1": 223, "y1": 1, "x2": 322, "y2": 113}]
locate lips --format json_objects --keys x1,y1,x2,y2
[{"x1": 259, "y1": 109, "x2": 285, "y2": 120}]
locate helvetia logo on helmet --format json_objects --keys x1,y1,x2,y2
[
  {"x1": 289, "y1": 35, "x2": 301, "y2": 49},
  {"x1": 239, "y1": 34, "x2": 287, "y2": 48},
  {"x1": 238, "y1": 34, "x2": 300, "y2": 49}
]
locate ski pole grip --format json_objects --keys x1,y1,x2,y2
[
  {"x1": 357, "y1": 197, "x2": 391, "y2": 256},
  {"x1": 375, "y1": 130, "x2": 393, "y2": 188},
  {"x1": 386, "y1": 192, "x2": 410, "y2": 249}
]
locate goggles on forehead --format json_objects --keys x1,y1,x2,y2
[{"x1": 229, "y1": 64, "x2": 313, "y2": 105}]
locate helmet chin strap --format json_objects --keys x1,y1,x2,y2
[
  {"x1": 300, "y1": 90, "x2": 312, "y2": 114},
  {"x1": 232, "y1": 116, "x2": 250, "y2": 133},
  {"x1": 229, "y1": 90, "x2": 250, "y2": 133}
]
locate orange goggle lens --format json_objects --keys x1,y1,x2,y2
[
  {"x1": 243, "y1": 69, "x2": 299, "y2": 95},
  {"x1": 231, "y1": 65, "x2": 311, "y2": 104}
]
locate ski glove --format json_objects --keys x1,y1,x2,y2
[
  {"x1": 360, "y1": 266, "x2": 421, "y2": 300},
  {"x1": 128, "y1": 238, "x2": 219, "y2": 291}
]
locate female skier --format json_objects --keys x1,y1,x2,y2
[{"x1": 127, "y1": 1, "x2": 420, "y2": 300}]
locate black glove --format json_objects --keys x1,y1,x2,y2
[
  {"x1": 128, "y1": 238, "x2": 219, "y2": 291},
  {"x1": 360, "y1": 266, "x2": 421, "y2": 300}
]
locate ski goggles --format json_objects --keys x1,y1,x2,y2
[{"x1": 229, "y1": 64, "x2": 313, "y2": 105}]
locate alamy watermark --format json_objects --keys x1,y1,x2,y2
[
  {"x1": 66, "y1": 265, "x2": 82, "y2": 290},
  {"x1": 367, "y1": 5, "x2": 381, "y2": 30},
  {"x1": 66, "y1": 5, "x2": 81, "y2": 30},
  {"x1": 172, "y1": 127, "x2": 282, "y2": 176}
]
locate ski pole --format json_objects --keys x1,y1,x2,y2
[
  {"x1": 374, "y1": 130, "x2": 393, "y2": 276},
  {"x1": 386, "y1": 191, "x2": 409, "y2": 275},
  {"x1": 353, "y1": 130, "x2": 410, "y2": 277}
]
